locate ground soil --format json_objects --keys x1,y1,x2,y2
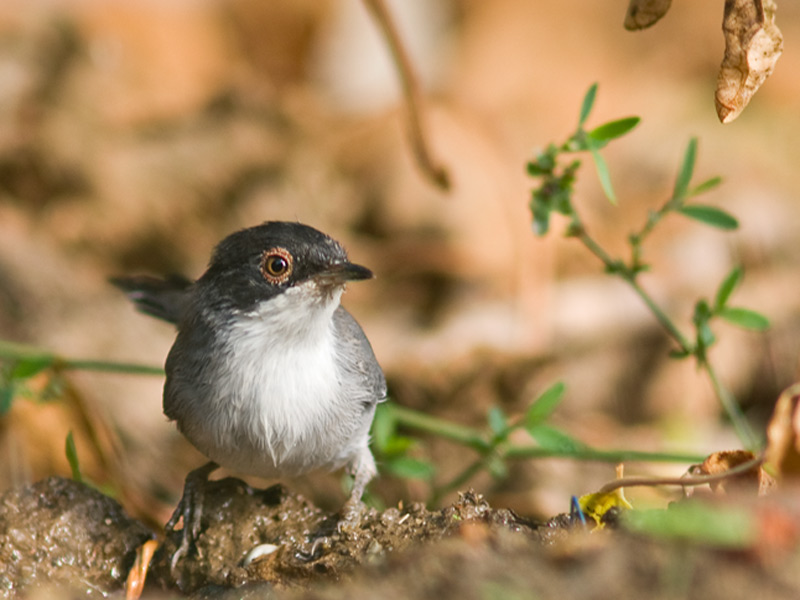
[{"x1": 2, "y1": 476, "x2": 799, "y2": 599}]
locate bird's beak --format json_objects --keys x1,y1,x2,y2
[{"x1": 317, "y1": 261, "x2": 374, "y2": 285}]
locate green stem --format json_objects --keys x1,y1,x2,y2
[
  {"x1": 573, "y1": 229, "x2": 693, "y2": 353},
  {"x1": 58, "y1": 359, "x2": 164, "y2": 376},
  {"x1": 0, "y1": 340, "x2": 164, "y2": 376},
  {"x1": 631, "y1": 197, "x2": 677, "y2": 247},
  {"x1": 703, "y1": 360, "x2": 759, "y2": 450},
  {"x1": 387, "y1": 404, "x2": 490, "y2": 451},
  {"x1": 504, "y1": 445, "x2": 705, "y2": 464},
  {"x1": 572, "y1": 224, "x2": 617, "y2": 267},
  {"x1": 625, "y1": 276, "x2": 693, "y2": 353}
]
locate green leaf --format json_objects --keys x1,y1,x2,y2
[
  {"x1": 697, "y1": 322, "x2": 716, "y2": 349},
  {"x1": 714, "y1": 267, "x2": 742, "y2": 311},
  {"x1": 590, "y1": 146, "x2": 617, "y2": 204},
  {"x1": 693, "y1": 299, "x2": 713, "y2": 323},
  {"x1": 531, "y1": 194, "x2": 551, "y2": 236},
  {"x1": 65, "y1": 431, "x2": 83, "y2": 483},
  {"x1": 563, "y1": 133, "x2": 588, "y2": 153},
  {"x1": 525, "y1": 381, "x2": 566, "y2": 428},
  {"x1": 10, "y1": 355, "x2": 54, "y2": 380},
  {"x1": 682, "y1": 204, "x2": 738, "y2": 230},
  {"x1": 587, "y1": 117, "x2": 640, "y2": 144},
  {"x1": 693, "y1": 299, "x2": 715, "y2": 350},
  {"x1": 689, "y1": 176, "x2": 723, "y2": 197},
  {"x1": 385, "y1": 456, "x2": 435, "y2": 480},
  {"x1": 487, "y1": 406, "x2": 508, "y2": 437},
  {"x1": 623, "y1": 502, "x2": 754, "y2": 547},
  {"x1": 381, "y1": 436, "x2": 416, "y2": 457},
  {"x1": 718, "y1": 307, "x2": 770, "y2": 331},
  {"x1": 40, "y1": 374, "x2": 65, "y2": 402},
  {"x1": 486, "y1": 454, "x2": 509, "y2": 480},
  {"x1": 526, "y1": 161, "x2": 547, "y2": 176},
  {"x1": 0, "y1": 384, "x2": 14, "y2": 415},
  {"x1": 370, "y1": 403, "x2": 396, "y2": 452},
  {"x1": 672, "y1": 137, "x2": 697, "y2": 201},
  {"x1": 579, "y1": 83, "x2": 598, "y2": 126},
  {"x1": 528, "y1": 424, "x2": 584, "y2": 453},
  {"x1": 678, "y1": 205, "x2": 739, "y2": 230},
  {"x1": 668, "y1": 348, "x2": 692, "y2": 360},
  {"x1": 538, "y1": 145, "x2": 558, "y2": 170}
]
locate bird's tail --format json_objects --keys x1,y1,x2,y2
[{"x1": 110, "y1": 274, "x2": 192, "y2": 325}]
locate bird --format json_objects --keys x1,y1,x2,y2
[{"x1": 112, "y1": 221, "x2": 386, "y2": 569}]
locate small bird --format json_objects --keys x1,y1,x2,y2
[{"x1": 112, "y1": 221, "x2": 386, "y2": 569}]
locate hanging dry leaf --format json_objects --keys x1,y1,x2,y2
[
  {"x1": 715, "y1": 0, "x2": 783, "y2": 123},
  {"x1": 764, "y1": 383, "x2": 800, "y2": 478},
  {"x1": 624, "y1": 0, "x2": 672, "y2": 30}
]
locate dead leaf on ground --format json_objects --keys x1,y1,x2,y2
[
  {"x1": 688, "y1": 449, "x2": 772, "y2": 496},
  {"x1": 764, "y1": 383, "x2": 800, "y2": 478},
  {"x1": 125, "y1": 539, "x2": 159, "y2": 600},
  {"x1": 624, "y1": 0, "x2": 672, "y2": 30},
  {"x1": 715, "y1": 0, "x2": 783, "y2": 123}
]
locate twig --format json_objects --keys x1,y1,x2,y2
[
  {"x1": 597, "y1": 455, "x2": 763, "y2": 494},
  {"x1": 362, "y1": 0, "x2": 450, "y2": 190}
]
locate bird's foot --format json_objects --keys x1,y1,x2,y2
[
  {"x1": 336, "y1": 495, "x2": 371, "y2": 537},
  {"x1": 164, "y1": 461, "x2": 218, "y2": 574}
]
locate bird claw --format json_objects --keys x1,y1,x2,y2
[
  {"x1": 165, "y1": 461, "x2": 218, "y2": 574},
  {"x1": 341, "y1": 497, "x2": 365, "y2": 522},
  {"x1": 336, "y1": 496, "x2": 370, "y2": 537}
]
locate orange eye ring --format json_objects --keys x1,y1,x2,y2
[{"x1": 260, "y1": 247, "x2": 293, "y2": 284}]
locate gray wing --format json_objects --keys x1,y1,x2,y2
[{"x1": 333, "y1": 306, "x2": 387, "y2": 406}]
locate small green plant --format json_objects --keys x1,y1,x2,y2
[
  {"x1": 65, "y1": 430, "x2": 84, "y2": 483},
  {"x1": 373, "y1": 383, "x2": 704, "y2": 505},
  {"x1": 0, "y1": 340, "x2": 162, "y2": 494},
  {"x1": 526, "y1": 83, "x2": 769, "y2": 449}
]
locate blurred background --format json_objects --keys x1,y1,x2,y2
[{"x1": 0, "y1": 0, "x2": 798, "y2": 522}]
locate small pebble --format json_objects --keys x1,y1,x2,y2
[{"x1": 242, "y1": 543, "x2": 279, "y2": 567}]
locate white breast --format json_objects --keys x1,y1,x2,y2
[{"x1": 183, "y1": 284, "x2": 364, "y2": 477}]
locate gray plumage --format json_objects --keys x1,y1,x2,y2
[{"x1": 112, "y1": 221, "x2": 385, "y2": 568}]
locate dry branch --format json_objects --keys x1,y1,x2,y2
[{"x1": 362, "y1": 0, "x2": 450, "y2": 190}]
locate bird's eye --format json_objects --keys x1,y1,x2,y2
[{"x1": 260, "y1": 247, "x2": 293, "y2": 284}]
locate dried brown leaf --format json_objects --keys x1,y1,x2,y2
[
  {"x1": 716, "y1": 0, "x2": 783, "y2": 123},
  {"x1": 125, "y1": 539, "x2": 159, "y2": 600},
  {"x1": 624, "y1": 0, "x2": 672, "y2": 30},
  {"x1": 689, "y1": 450, "x2": 771, "y2": 495},
  {"x1": 764, "y1": 383, "x2": 800, "y2": 478}
]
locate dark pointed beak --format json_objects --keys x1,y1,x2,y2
[{"x1": 317, "y1": 261, "x2": 373, "y2": 284}]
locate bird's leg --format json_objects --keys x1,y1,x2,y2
[
  {"x1": 302, "y1": 448, "x2": 377, "y2": 553},
  {"x1": 341, "y1": 447, "x2": 377, "y2": 522},
  {"x1": 165, "y1": 461, "x2": 219, "y2": 573}
]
